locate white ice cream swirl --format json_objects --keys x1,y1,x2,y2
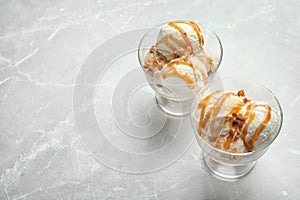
[
  {"x1": 142, "y1": 21, "x2": 213, "y2": 89},
  {"x1": 196, "y1": 90, "x2": 279, "y2": 153}
]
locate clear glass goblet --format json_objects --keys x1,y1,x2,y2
[
  {"x1": 138, "y1": 21, "x2": 223, "y2": 116},
  {"x1": 190, "y1": 77, "x2": 283, "y2": 180}
]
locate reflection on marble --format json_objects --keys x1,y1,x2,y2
[{"x1": 1, "y1": 0, "x2": 300, "y2": 199}]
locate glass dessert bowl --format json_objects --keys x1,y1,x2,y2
[
  {"x1": 190, "y1": 77, "x2": 283, "y2": 180},
  {"x1": 138, "y1": 20, "x2": 223, "y2": 116}
]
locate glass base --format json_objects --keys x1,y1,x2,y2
[
  {"x1": 204, "y1": 156, "x2": 256, "y2": 180},
  {"x1": 155, "y1": 94, "x2": 192, "y2": 117}
]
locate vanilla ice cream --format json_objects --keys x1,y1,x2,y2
[
  {"x1": 195, "y1": 89, "x2": 279, "y2": 153},
  {"x1": 142, "y1": 21, "x2": 214, "y2": 91},
  {"x1": 156, "y1": 21, "x2": 204, "y2": 60}
]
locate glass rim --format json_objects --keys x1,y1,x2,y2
[
  {"x1": 137, "y1": 20, "x2": 223, "y2": 88},
  {"x1": 190, "y1": 76, "x2": 284, "y2": 156}
]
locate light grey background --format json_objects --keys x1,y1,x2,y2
[{"x1": 0, "y1": 0, "x2": 299, "y2": 199}]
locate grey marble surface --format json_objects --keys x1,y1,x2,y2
[{"x1": 1, "y1": 0, "x2": 300, "y2": 199}]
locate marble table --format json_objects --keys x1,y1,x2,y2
[{"x1": 1, "y1": 0, "x2": 299, "y2": 199}]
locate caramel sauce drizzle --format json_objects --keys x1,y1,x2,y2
[
  {"x1": 162, "y1": 59, "x2": 194, "y2": 84},
  {"x1": 156, "y1": 34, "x2": 186, "y2": 50},
  {"x1": 146, "y1": 21, "x2": 214, "y2": 87},
  {"x1": 197, "y1": 90, "x2": 228, "y2": 137},
  {"x1": 197, "y1": 90, "x2": 272, "y2": 152},
  {"x1": 159, "y1": 52, "x2": 210, "y2": 86},
  {"x1": 198, "y1": 91, "x2": 220, "y2": 128},
  {"x1": 247, "y1": 104, "x2": 272, "y2": 150},
  {"x1": 241, "y1": 103, "x2": 256, "y2": 151},
  {"x1": 167, "y1": 59, "x2": 193, "y2": 68},
  {"x1": 156, "y1": 22, "x2": 204, "y2": 54},
  {"x1": 209, "y1": 93, "x2": 235, "y2": 137},
  {"x1": 168, "y1": 22, "x2": 192, "y2": 51},
  {"x1": 177, "y1": 21, "x2": 204, "y2": 48},
  {"x1": 159, "y1": 57, "x2": 208, "y2": 85}
]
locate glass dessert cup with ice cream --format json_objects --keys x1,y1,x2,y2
[
  {"x1": 138, "y1": 21, "x2": 223, "y2": 116},
  {"x1": 190, "y1": 77, "x2": 283, "y2": 180}
]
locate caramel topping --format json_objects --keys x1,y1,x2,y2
[
  {"x1": 156, "y1": 21, "x2": 204, "y2": 55},
  {"x1": 198, "y1": 91, "x2": 219, "y2": 128},
  {"x1": 156, "y1": 36, "x2": 177, "y2": 52},
  {"x1": 197, "y1": 90, "x2": 272, "y2": 152},
  {"x1": 168, "y1": 22, "x2": 192, "y2": 52},
  {"x1": 241, "y1": 103, "x2": 256, "y2": 151},
  {"x1": 156, "y1": 34, "x2": 186, "y2": 50},
  {"x1": 144, "y1": 21, "x2": 215, "y2": 90},
  {"x1": 197, "y1": 90, "x2": 228, "y2": 137},
  {"x1": 167, "y1": 59, "x2": 193, "y2": 68},
  {"x1": 247, "y1": 104, "x2": 272, "y2": 150},
  {"x1": 209, "y1": 92, "x2": 235, "y2": 137},
  {"x1": 177, "y1": 21, "x2": 204, "y2": 48},
  {"x1": 162, "y1": 59, "x2": 194, "y2": 84}
]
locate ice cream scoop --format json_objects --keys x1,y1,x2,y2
[
  {"x1": 139, "y1": 20, "x2": 222, "y2": 116},
  {"x1": 196, "y1": 89, "x2": 279, "y2": 153},
  {"x1": 142, "y1": 21, "x2": 213, "y2": 88},
  {"x1": 156, "y1": 21, "x2": 204, "y2": 61}
]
